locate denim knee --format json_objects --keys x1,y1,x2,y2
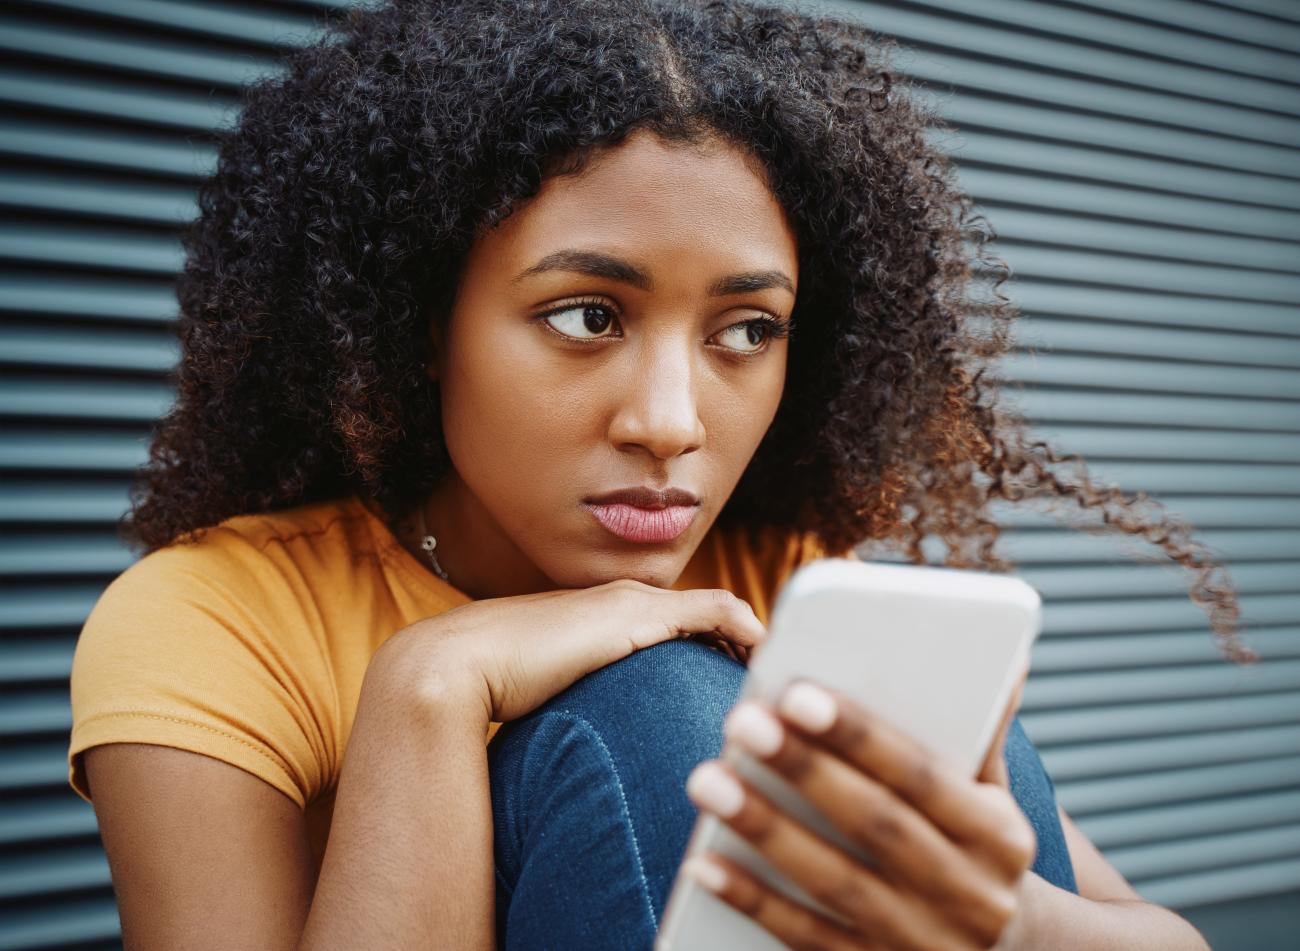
[
  {"x1": 487, "y1": 640, "x2": 1079, "y2": 934},
  {"x1": 487, "y1": 640, "x2": 746, "y2": 944},
  {"x1": 488, "y1": 637, "x2": 747, "y2": 836}
]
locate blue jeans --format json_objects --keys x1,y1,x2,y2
[{"x1": 487, "y1": 639, "x2": 1076, "y2": 950}]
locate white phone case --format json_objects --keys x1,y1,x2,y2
[{"x1": 654, "y1": 558, "x2": 1042, "y2": 950}]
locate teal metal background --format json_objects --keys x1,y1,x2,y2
[{"x1": 1, "y1": 0, "x2": 1297, "y2": 948}]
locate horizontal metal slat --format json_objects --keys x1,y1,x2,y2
[
  {"x1": 1043, "y1": 593, "x2": 1299, "y2": 635},
  {"x1": 0, "y1": 222, "x2": 182, "y2": 274},
  {"x1": 0, "y1": 894, "x2": 121, "y2": 951},
  {"x1": 1111, "y1": 824, "x2": 1300, "y2": 882},
  {"x1": 1009, "y1": 281, "x2": 1300, "y2": 335},
  {"x1": 0, "y1": 273, "x2": 177, "y2": 321},
  {"x1": 1016, "y1": 381, "x2": 1300, "y2": 431},
  {"x1": 0, "y1": 742, "x2": 74, "y2": 791},
  {"x1": 1004, "y1": 460, "x2": 1300, "y2": 496},
  {"x1": 1079, "y1": 788, "x2": 1300, "y2": 851},
  {"x1": 890, "y1": 0, "x2": 1300, "y2": 78},
  {"x1": 987, "y1": 206, "x2": 1300, "y2": 271},
  {"x1": 20, "y1": 0, "x2": 322, "y2": 47},
  {"x1": 1022, "y1": 693, "x2": 1300, "y2": 745},
  {"x1": 998, "y1": 493, "x2": 1300, "y2": 530},
  {"x1": 0, "y1": 169, "x2": 197, "y2": 225},
  {"x1": 1023, "y1": 660, "x2": 1300, "y2": 711},
  {"x1": 0, "y1": 65, "x2": 239, "y2": 131},
  {"x1": 0, "y1": 691, "x2": 71, "y2": 737},
  {"x1": 0, "y1": 584, "x2": 104, "y2": 629},
  {"x1": 0, "y1": 534, "x2": 137, "y2": 576},
  {"x1": 1005, "y1": 353, "x2": 1300, "y2": 399},
  {"x1": 1001, "y1": 525, "x2": 1300, "y2": 565},
  {"x1": 911, "y1": 48, "x2": 1300, "y2": 149},
  {"x1": 939, "y1": 92, "x2": 1299, "y2": 180},
  {"x1": 1024, "y1": 427, "x2": 1300, "y2": 464},
  {"x1": 0, "y1": 325, "x2": 178, "y2": 372},
  {"x1": 991, "y1": 245, "x2": 1300, "y2": 303},
  {"x1": 874, "y1": 2, "x2": 1300, "y2": 110},
  {"x1": 1040, "y1": 724, "x2": 1300, "y2": 781},
  {"x1": 0, "y1": 377, "x2": 175, "y2": 421},
  {"x1": 0, "y1": 116, "x2": 215, "y2": 179},
  {"x1": 0, "y1": 794, "x2": 97, "y2": 847},
  {"x1": 1139, "y1": 855, "x2": 1300, "y2": 910},
  {"x1": 956, "y1": 134, "x2": 1300, "y2": 219},
  {"x1": 0, "y1": 431, "x2": 149, "y2": 474},
  {"x1": 1179, "y1": 0, "x2": 1300, "y2": 28},
  {"x1": 1011, "y1": 320, "x2": 1300, "y2": 369},
  {"x1": 0, "y1": 844, "x2": 111, "y2": 901},
  {"x1": 1056, "y1": 755, "x2": 1300, "y2": 814},
  {"x1": 1018, "y1": 562, "x2": 1297, "y2": 602},
  {"x1": 1032, "y1": 627, "x2": 1300, "y2": 673},
  {"x1": 0, "y1": 481, "x2": 131, "y2": 523},
  {"x1": 0, "y1": 636, "x2": 79, "y2": 684},
  {"x1": 1070, "y1": 0, "x2": 1300, "y2": 55},
  {"x1": 994, "y1": 496, "x2": 1300, "y2": 529},
  {"x1": 0, "y1": 15, "x2": 282, "y2": 88}
]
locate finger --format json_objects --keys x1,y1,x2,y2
[
  {"x1": 723, "y1": 700, "x2": 1022, "y2": 940},
  {"x1": 685, "y1": 760, "x2": 943, "y2": 950},
  {"x1": 978, "y1": 671, "x2": 1027, "y2": 787},
  {"x1": 681, "y1": 852, "x2": 882, "y2": 951},
  {"x1": 774, "y1": 680, "x2": 1036, "y2": 870},
  {"x1": 664, "y1": 587, "x2": 769, "y2": 652}
]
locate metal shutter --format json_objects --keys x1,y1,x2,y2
[
  {"x1": 0, "y1": 2, "x2": 342, "y2": 948},
  {"x1": 0, "y1": 1, "x2": 1295, "y2": 949},
  {"x1": 811, "y1": 0, "x2": 1300, "y2": 944}
]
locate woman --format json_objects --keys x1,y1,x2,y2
[{"x1": 68, "y1": 0, "x2": 1252, "y2": 948}]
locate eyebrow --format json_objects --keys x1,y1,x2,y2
[{"x1": 511, "y1": 248, "x2": 795, "y2": 297}]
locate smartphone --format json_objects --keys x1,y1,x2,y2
[{"x1": 654, "y1": 557, "x2": 1042, "y2": 950}]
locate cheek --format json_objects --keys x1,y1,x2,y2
[
  {"x1": 710, "y1": 359, "x2": 786, "y2": 454},
  {"x1": 438, "y1": 333, "x2": 583, "y2": 492}
]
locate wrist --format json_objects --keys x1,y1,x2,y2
[
  {"x1": 995, "y1": 872, "x2": 1050, "y2": 951},
  {"x1": 364, "y1": 624, "x2": 492, "y2": 730}
]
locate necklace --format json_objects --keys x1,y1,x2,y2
[{"x1": 416, "y1": 504, "x2": 450, "y2": 582}]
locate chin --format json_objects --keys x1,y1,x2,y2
[{"x1": 553, "y1": 550, "x2": 686, "y2": 590}]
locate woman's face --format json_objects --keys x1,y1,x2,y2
[{"x1": 425, "y1": 127, "x2": 798, "y2": 597}]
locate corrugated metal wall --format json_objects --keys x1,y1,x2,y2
[{"x1": 1, "y1": 0, "x2": 1296, "y2": 947}]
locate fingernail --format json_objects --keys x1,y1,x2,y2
[
  {"x1": 779, "y1": 681, "x2": 837, "y2": 732},
  {"x1": 682, "y1": 854, "x2": 728, "y2": 893},
  {"x1": 724, "y1": 701, "x2": 784, "y2": 757},
  {"x1": 686, "y1": 761, "x2": 745, "y2": 817}
]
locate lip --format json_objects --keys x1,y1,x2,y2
[
  {"x1": 581, "y1": 486, "x2": 701, "y2": 544},
  {"x1": 584, "y1": 485, "x2": 700, "y2": 508},
  {"x1": 583, "y1": 501, "x2": 699, "y2": 543}
]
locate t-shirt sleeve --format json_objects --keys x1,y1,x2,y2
[{"x1": 68, "y1": 537, "x2": 333, "y2": 810}]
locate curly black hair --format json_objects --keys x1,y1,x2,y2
[{"x1": 124, "y1": 0, "x2": 1255, "y2": 664}]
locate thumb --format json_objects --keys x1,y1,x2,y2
[{"x1": 978, "y1": 666, "x2": 1028, "y2": 787}]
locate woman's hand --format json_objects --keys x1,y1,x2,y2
[
  {"x1": 369, "y1": 580, "x2": 767, "y2": 724},
  {"x1": 682, "y1": 672, "x2": 1036, "y2": 950}
]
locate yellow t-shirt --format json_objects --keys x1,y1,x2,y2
[{"x1": 68, "y1": 494, "x2": 840, "y2": 871}]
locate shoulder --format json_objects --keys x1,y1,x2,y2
[
  {"x1": 88, "y1": 495, "x2": 375, "y2": 623},
  {"x1": 69, "y1": 495, "x2": 375, "y2": 807}
]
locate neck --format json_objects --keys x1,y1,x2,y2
[{"x1": 404, "y1": 474, "x2": 555, "y2": 600}]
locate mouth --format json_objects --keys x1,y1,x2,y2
[{"x1": 582, "y1": 501, "x2": 700, "y2": 543}]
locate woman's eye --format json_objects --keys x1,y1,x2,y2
[
  {"x1": 542, "y1": 303, "x2": 618, "y2": 339},
  {"x1": 715, "y1": 319, "x2": 777, "y2": 353}
]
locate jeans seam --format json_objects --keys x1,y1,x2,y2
[{"x1": 551, "y1": 708, "x2": 660, "y2": 933}]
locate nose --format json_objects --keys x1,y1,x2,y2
[{"x1": 606, "y1": 333, "x2": 705, "y2": 462}]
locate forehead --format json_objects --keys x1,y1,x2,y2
[{"x1": 472, "y1": 129, "x2": 799, "y2": 277}]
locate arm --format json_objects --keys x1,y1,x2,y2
[
  {"x1": 1001, "y1": 806, "x2": 1212, "y2": 950},
  {"x1": 84, "y1": 642, "x2": 495, "y2": 951}
]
